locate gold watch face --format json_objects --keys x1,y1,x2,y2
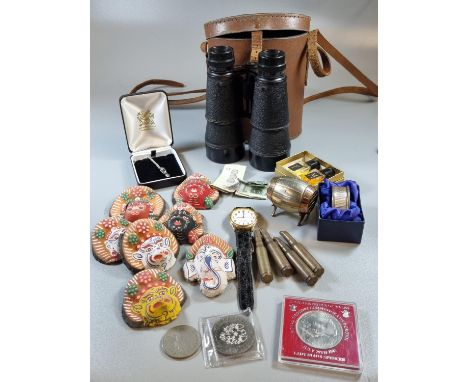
[{"x1": 230, "y1": 207, "x2": 257, "y2": 230}]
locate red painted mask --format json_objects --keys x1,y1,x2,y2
[
  {"x1": 124, "y1": 201, "x2": 151, "y2": 222},
  {"x1": 178, "y1": 180, "x2": 212, "y2": 209}
]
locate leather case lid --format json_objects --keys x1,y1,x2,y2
[
  {"x1": 204, "y1": 13, "x2": 311, "y2": 39},
  {"x1": 119, "y1": 90, "x2": 173, "y2": 153}
]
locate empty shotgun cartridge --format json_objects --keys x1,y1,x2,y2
[
  {"x1": 260, "y1": 229, "x2": 294, "y2": 277},
  {"x1": 274, "y1": 237, "x2": 319, "y2": 287},
  {"x1": 279, "y1": 231, "x2": 324, "y2": 277},
  {"x1": 253, "y1": 229, "x2": 273, "y2": 283}
]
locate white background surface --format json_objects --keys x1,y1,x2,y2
[{"x1": 91, "y1": 1, "x2": 377, "y2": 381}]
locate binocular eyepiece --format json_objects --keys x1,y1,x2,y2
[
  {"x1": 257, "y1": 49, "x2": 286, "y2": 77},
  {"x1": 206, "y1": 45, "x2": 235, "y2": 72},
  {"x1": 205, "y1": 46, "x2": 290, "y2": 171}
]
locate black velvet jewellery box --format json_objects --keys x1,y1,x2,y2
[{"x1": 119, "y1": 90, "x2": 187, "y2": 189}]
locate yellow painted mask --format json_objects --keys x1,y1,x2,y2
[{"x1": 130, "y1": 285, "x2": 181, "y2": 327}]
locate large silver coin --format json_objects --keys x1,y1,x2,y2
[
  {"x1": 161, "y1": 325, "x2": 201, "y2": 359},
  {"x1": 296, "y1": 310, "x2": 343, "y2": 349},
  {"x1": 212, "y1": 315, "x2": 256, "y2": 355}
]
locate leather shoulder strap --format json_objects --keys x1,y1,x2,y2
[
  {"x1": 305, "y1": 29, "x2": 378, "y2": 103},
  {"x1": 129, "y1": 79, "x2": 206, "y2": 105}
]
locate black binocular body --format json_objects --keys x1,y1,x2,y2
[{"x1": 205, "y1": 46, "x2": 291, "y2": 171}]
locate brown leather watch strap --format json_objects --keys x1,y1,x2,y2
[
  {"x1": 305, "y1": 29, "x2": 378, "y2": 102},
  {"x1": 129, "y1": 79, "x2": 206, "y2": 105}
]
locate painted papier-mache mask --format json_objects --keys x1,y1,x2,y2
[
  {"x1": 110, "y1": 185, "x2": 165, "y2": 222},
  {"x1": 122, "y1": 219, "x2": 179, "y2": 273},
  {"x1": 183, "y1": 234, "x2": 235, "y2": 298},
  {"x1": 123, "y1": 200, "x2": 151, "y2": 222},
  {"x1": 159, "y1": 203, "x2": 205, "y2": 244},
  {"x1": 173, "y1": 173, "x2": 219, "y2": 209},
  {"x1": 91, "y1": 216, "x2": 130, "y2": 264},
  {"x1": 122, "y1": 269, "x2": 185, "y2": 328}
]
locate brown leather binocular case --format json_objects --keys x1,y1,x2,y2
[{"x1": 130, "y1": 13, "x2": 378, "y2": 139}]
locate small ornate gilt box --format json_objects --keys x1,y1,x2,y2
[{"x1": 275, "y1": 151, "x2": 344, "y2": 186}]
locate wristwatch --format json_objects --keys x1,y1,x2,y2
[{"x1": 229, "y1": 207, "x2": 257, "y2": 310}]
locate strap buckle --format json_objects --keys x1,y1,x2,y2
[{"x1": 250, "y1": 30, "x2": 263, "y2": 63}]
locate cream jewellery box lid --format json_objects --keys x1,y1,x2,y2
[{"x1": 119, "y1": 90, "x2": 174, "y2": 152}]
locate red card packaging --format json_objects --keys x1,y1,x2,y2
[{"x1": 279, "y1": 296, "x2": 362, "y2": 374}]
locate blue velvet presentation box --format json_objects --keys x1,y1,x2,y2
[
  {"x1": 317, "y1": 184, "x2": 365, "y2": 244},
  {"x1": 119, "y1": 90, "x2": 187, "y2": 189}
]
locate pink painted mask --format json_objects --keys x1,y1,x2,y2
[{"x1": 124, "y1": 201, "x2": 151, "y2": 222}]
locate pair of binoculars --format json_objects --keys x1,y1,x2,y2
[{"x1": 205, "y1": 46, "x2": 291, "y2": 172}]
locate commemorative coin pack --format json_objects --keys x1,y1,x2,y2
[{"x1": 279, "y1": 296, "x2": 362, "y2": 374}]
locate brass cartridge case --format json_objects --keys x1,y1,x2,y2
[
  {"x1": 279, "y1": 231, "x2": 324, "y2": 277},
  {"x1": 260, "y1": 229, "x2": 293, "y2": 277},
  {"x1": 253, "y1": 230, "x2": 273, "y2": 283},
  {"x1": 274, "y1": 237, "x2": 319, "y2": 287}
]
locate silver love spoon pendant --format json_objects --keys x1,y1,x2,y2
[{"x1": 148, "y1": 156, "x2": 170, "y2": 178}]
